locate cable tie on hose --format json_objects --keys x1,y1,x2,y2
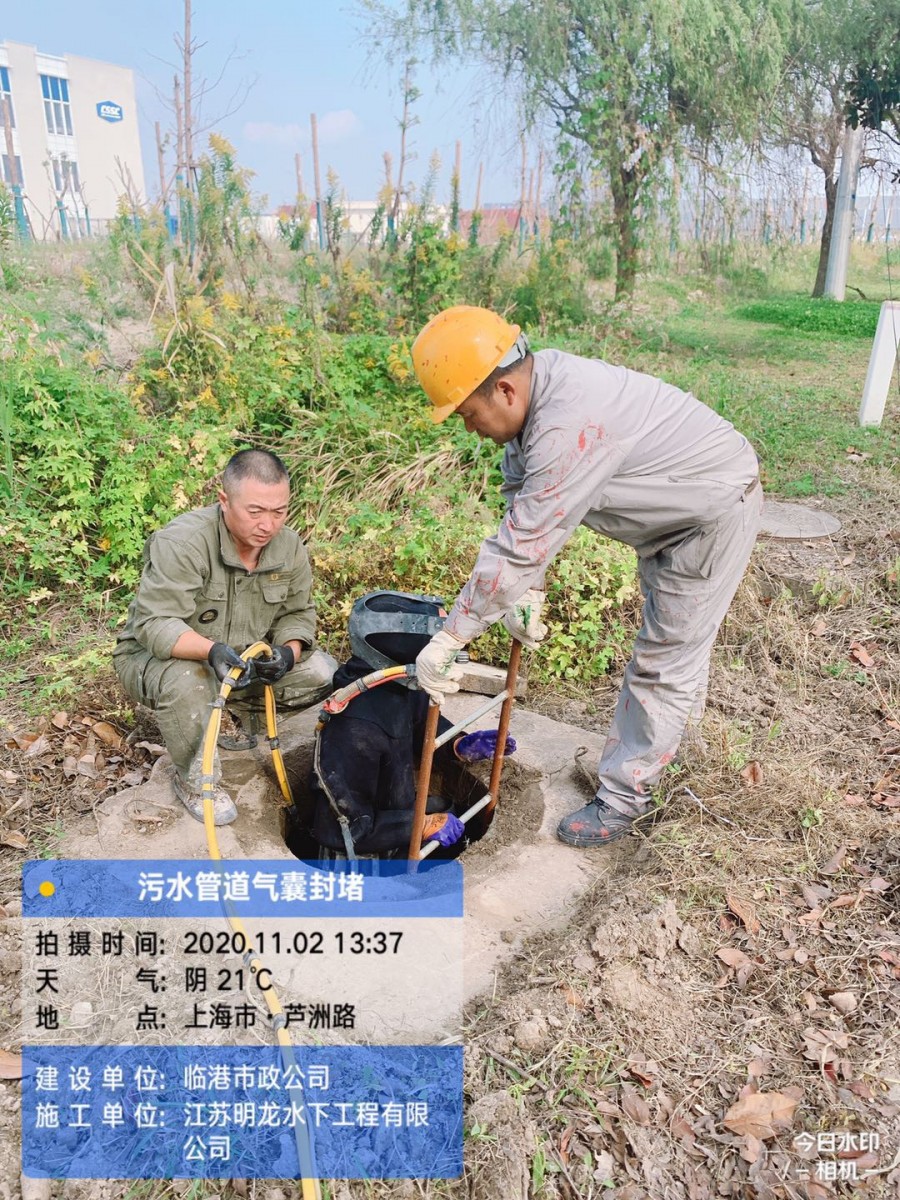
[
  {"x1": 271, "y1": 1013, "x2": 287, "y2": 1031},
  {"x1": 212, "y1": 697, "x2": 226, "y2": 710},
  {"x1": 268, "y1": 737, "x2": 280, "y2": 749}
]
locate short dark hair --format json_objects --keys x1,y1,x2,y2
[
  {"x1": 222, "y1": 449, "x2": 290, "y2": 495},
  {"x1": 473, "y1": 351, "x2": 533, "y2": 401}
]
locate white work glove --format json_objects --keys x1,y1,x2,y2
[
  {"x1": 502, "y1": 588, "x2": 548, "y2": 649},
  {"x1": 415, "y1": 629, "x2": 466, "y2": 704}
]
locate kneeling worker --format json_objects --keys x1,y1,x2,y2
[
  {"x1": 114, "y1": 449, "x2": 337, "y2": 825},
  {"x1": 411, "y1": 306, "x2": 762, "y2": 848}
]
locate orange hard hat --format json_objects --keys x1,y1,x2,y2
[{"x1": 411, "y1": 305, "x2": 524, "y2": 423}]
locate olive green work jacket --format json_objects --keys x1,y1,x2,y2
[{"x1": 113, "y1": 504, "x2": 316, "y2": 663}]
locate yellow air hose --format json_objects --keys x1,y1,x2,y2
[{"x1": 198, "y1": 642, "x2": 320, "y2": 1200}]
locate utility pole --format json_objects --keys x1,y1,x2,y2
[
  {"x1": 310, "y1": 113, "x2": 324, "y2": 251},
  {"x1": 824, "y1": 124, "x2": 863, "y2": 301}
]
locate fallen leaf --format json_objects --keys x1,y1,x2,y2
[
  {"x1": 627, "y1": 1057, "x2": 659, "y2": 1087},
  {"x1": 23, "y1": 735, "x2": 51, "y2": 760},
  {"x1": 802, "y1": 884, "x2": 830, "y2": 909},
  {"x1": 1, "y1": 770, "x2": 18, "y2": 785},
  {"x1": 801, "y1": 1028, "x2": 849, "y2": 1065},
  {"x1": 669, "y1": 1113, "x2": 697, "y2": 1148},
  {"x1": 820, "y1": 844, "x2": 849, "y2": 875},
  {"x1": 119, "y1": 770, "x2": 146, "y2": 788},
  {"x1": 0, "y1": 831, "x2": 27, "y2": 850},
  {"x1": 76, "y1": 755, "x2": 98, "y2": 780},
  {"x1": 92, "y1": 721, "x2": 122, "y2": 748},
  {"x1": 726, "y1": 892, "x2": 761, "y2": 936},
  {"x1": 0, "y1": 1049, "x2": 22, "y2": 1079},
  {"x1": 827, "y1": 893, "x2": 859, "y2": 909},
  {"x1": 862, "y1": 875, "x2": 890, "y2": 893},
  {"x1": 872, "y1": 794, "x2": 900, "y2": 808},
  {"x1": 50, "y1": 711, "x2": 69, "y2": 730},
  {"x1": 740, "y1": 1133, "x2": 763, "y2": 1163},
  {"x1": 845, "y1": 1151, "x2": 879, "y2": 1170},
  {"x1": 61, "y1": 756, "x2": 77, "y2": 779},
  {"x1": 794, "y1": 948, "x2": 810, "y2": 964},
  {"x1": 717, "y1": 947, "x2": 751, "y2": 969},
  {"x1": 135, "y1": 740, "x2": 166, "y2": 756},
  {"x1": 747, "y1": 1058, "x2": 769, "y2": 1079},
  {"x1": 841, "y1": 552, "x2": 856, "y2": 567},
  {"x1": 723, "y1": 1091, "x2": 799, "y2": 1139},
  {"x1": 621, "y1": 1086, "x2": 651, "y2": 1126},
  {"x1": 740, "y1": 760, "x2": 763, "y2": 786},
  {"x1": 809, "y1": 617, "x2": 827, "y2": 637},
  {"x1": 560, "y1": 985, "x2": 585, "y2": 1009},
  {"x1": 827, "y1": 992, "x2": 858, "y2": 1016},
  {"x1": 843, "y1": 793, "x2": 866, "y2": 806},
  {"x1": 592, "y1": 1099, "x2": 621, "y2": 1117},
  {"x1": 849, "y1": 641, "x2": 875, "y2": 669},
  {"x1": 10, "y1": 731, "x2": 39, "y2": 751}
]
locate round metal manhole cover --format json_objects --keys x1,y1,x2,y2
[{"x1": 759, "y1": 500, "x2": 842, "y2": 540}]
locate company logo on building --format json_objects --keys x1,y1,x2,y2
[{"x1": 96, "y1": 101, "x2": 124, "y2": 123}]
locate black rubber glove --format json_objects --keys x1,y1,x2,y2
[
  {"x1": 207, "y1": 642, "x2": 257, "y2": 690},
  {"x1": 253, "y1": 644, "x2": 296, "y2": 683}
]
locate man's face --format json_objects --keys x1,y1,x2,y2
[
  {"x1": 454, "y1": 384, "x2": 526, "y2": 445},
  {"x1": 219, "y1": 478, "x2": 290, "y2": 554}
]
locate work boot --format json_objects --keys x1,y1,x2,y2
[
  {"x1": 556, "y1": 797, "x2": 637, "y2": 847},
  {"x1": 173, "y1": 773, "x2": 238, "y2": 826}
]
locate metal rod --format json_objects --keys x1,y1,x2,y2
[
  {"x1": 485, "y1": 641, "x2": 522, "y2": 819},
  {"x1": 433, "y1": 690, "x2": 509, "y2": 749},
  {"x1": 418, "y1": 792, "x2": 492, "y2": 859},
  {"x1": 408, "y1": 702, "x2": 441, "y2": 861}
]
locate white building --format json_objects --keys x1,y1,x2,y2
[{"x1": 0, "y1": 39, "x2": 145, "y2": 239}]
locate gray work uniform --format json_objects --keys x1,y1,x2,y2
[
  {"x1": 114, "y1": 504, "x2": 336, "y2": 787},
  {"x1": 445, "y1": 348, "x2": 762, "y2": 816}
]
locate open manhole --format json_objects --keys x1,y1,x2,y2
[{"x1": 277, "y1": 732, "x2": 544, "y2": 861}]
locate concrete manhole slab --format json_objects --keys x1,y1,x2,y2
[
  {"x1": 759, "y1": 499, "x2": 842, "y2": 540},
  {"x1": 60, "y1": 697, "x2": 625, "y2": 1005}
]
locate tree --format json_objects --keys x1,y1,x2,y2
[
  {"x1": 846, "y1": 0, "x2": 900, "y2": 141},
  {"x1": 776, "y1": 0, "x2": 900, "y2": 297},
  {"x1": 367, "y1": 0, "x2": 792, "y2": 298}
]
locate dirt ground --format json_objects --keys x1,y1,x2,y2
[{"x1": 1, "y1": 471, "x2": 899, "y2": 1199}]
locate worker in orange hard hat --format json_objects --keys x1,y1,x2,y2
[{"x1": 410, "y1": 305, "x2": 763, "y2": 849}]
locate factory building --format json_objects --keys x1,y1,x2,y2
[{"x1": 0, "y1": 39, "x2": 145, "y2": 239}]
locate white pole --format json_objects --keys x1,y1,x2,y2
[
  {"x1": 859, "y1": 301, "x2": 900, "y2": 427},
  {"x1": 824, "y1": 125, "x2": 863, "y2": 301}
]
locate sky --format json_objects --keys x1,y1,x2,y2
[{"x1": 3, "y1": 0, "x2": 529, "y2": 211}]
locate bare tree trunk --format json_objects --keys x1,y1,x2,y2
[
  {"x1": 812, "y1": 175, "x2": 837, "y2": 297},
  {"x1": 611, "y1": 163, "x2": 640, "y2": 300}
]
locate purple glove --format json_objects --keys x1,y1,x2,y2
[
  {"x1": 423, "y1": 812, "x2": 466, "y2": 846},
  {"x1": 453, "y1": 729, "x2": 517, "y2": 763}
]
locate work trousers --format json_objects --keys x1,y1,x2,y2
[
  {"x1": 115, "y1": 648, "x2": 338, "y2": 789},
  {"x1": 597, "y1": 482, "x2": 763, "y2": 816}
]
